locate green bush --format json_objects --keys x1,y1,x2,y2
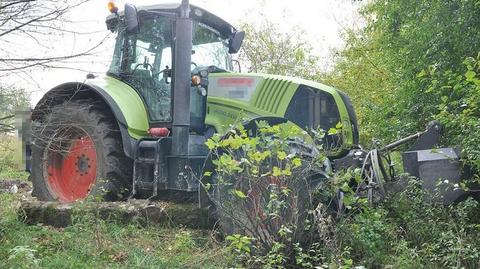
[
  {"x1": 206, "y1": 122, "x2": 480, "y2": 268},
  {"x1": 419, "y1": 55, "x2": 480, "y2": 171},
  {"x1": 339, "y1": 180, "x2": 480, "y2": 268},
  {"x1": 0, "y1": 135, "x2": 17, "y2": 169},
  {"x1": 204, "y1": 122, "x2": 351, "y2": 268}
]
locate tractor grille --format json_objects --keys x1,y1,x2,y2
[{"x1": 254, "y1": 78, "x2": 292, "y2": 113}]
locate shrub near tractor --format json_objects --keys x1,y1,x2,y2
[{"x1": 26, "y1": 1, "x2": 463, "y2": 230}]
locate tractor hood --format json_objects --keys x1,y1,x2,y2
[
  {"x1": 207, "y1": 72, "x2": 349, "y2": 115},
  {"x1": 205, "y1": 72, "x2": 359, "y2": 148}
]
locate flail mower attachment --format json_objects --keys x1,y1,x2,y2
[{"x1": 334, "y1": 121, "x2": 464, "y2": 211}]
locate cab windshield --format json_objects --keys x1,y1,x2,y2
[
  {"x1": 192, "y1": 23, "x2": 232, "y2": 71},
  {"x1": 159, "y1": 23, "x2": 232, "y2": 71},
  {"x1": 108, "y1": 14, "x2": 231, "y2": 122}
]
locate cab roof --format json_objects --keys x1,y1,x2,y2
[{"x1": 106, "y1": 3, "x2": 237, "y2": 39}]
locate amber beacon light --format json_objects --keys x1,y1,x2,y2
[{"x1": 107, "y1": 2, "x2": 119, "y2": 14}]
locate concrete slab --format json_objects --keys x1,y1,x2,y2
[{"x1": 19, "y1": 197, "x2": 214, "y2": 229}]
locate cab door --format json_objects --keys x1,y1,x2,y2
[{"x1": 114, "y1": 15, "x2": 174, "y2": 125}]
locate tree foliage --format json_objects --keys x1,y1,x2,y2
[
  {"x1": 422, "y1": 55, "x2": 480, "y2": 170},
  {"x1": 324, "y1": 29, "x2": 396, "y2": 143},
  {"x1": 0, "y1": 87, "x2": 29, "y2": 133},
  {"x1": 326, "y1": 0, "x2": 480, "y2": 147},
  {"x1": 238, "y1": 21, "x2": 322, "y2": 80},
  {"x1": 0, "y1": 0, "x2": 104, "y2": 73}
]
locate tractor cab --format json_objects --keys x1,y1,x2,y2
[
  {"x1": 103, "y1": 2, "x2": 246, "y2": 197},
  {"x1": 106, "y1": 3, "x2": 242, "y2": 134}
]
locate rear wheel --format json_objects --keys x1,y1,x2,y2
[{"x1": 31, "y1": 100, "x2": 132, "y2": 202}]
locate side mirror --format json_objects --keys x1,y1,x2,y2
[
  {"x1": 228, "y1": 31, "x2": 245, "y2": 54},
  {"x1": 124, "y1": 4, "x2": 140, "y2": 34}
]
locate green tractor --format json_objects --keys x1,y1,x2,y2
[{"x1": 28, "y1": 1, "x2": 359, "y2": 204}]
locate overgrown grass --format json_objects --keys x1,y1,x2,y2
[
  {"x1": 337, "y1": 181, "x2": 480, "y2": 268},
  {"x1": 0, "y1": 122, "x2": 221, "y2": 267},
  {"x1": 0, "y1": 133, "x2": 230, "y2": 268},
  {"x1": 0, "y1": 135, "x2": 29, "y2": 180},
  {"x1": 2, "y1": 127, "x2": 479, "y2": 268},
  {"x1": 0, "y1": 168, "x2": 29, "y2": 181},
  {"x1": 221, "y1": 178, "x2": 480, "y2": 268},
  {"x1": 0, "y1": 192, "x2": 229, "y2": 269}
]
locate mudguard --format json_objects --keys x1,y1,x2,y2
[{"x1": 31, "y1": 76, "x2": 149, "y2": 158}]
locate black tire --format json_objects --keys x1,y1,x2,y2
[{"x1": 31, "y1": 99, "x2": 132, "y2": 202}]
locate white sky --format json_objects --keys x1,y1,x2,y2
[{"x1": 5, "y1": 0, "x2": 364, "y2": 106}]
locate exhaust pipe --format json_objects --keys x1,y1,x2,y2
[{"x1": 171, "y1": 0, "x2": 192, "y2": 157}]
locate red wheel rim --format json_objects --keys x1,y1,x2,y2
[{"x1": 45, "y1": 131, "x2": 97, "y2": 203}]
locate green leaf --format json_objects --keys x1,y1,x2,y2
[
  {"x1": 205, "y1": 139, "x2": 217, "y2": 150},
  {"x1": 328, "y1": 128, "x2": 338, "y2": 135},
  {"x1": 292, "y1": 157, "x2": 302, "y2": 168},
  {"x1": 341, "y1": 182, "x2": 351, "y2": 192},
  {"x1": 283, "y1": 167, "x2": 292, "y2": 176},
  {"x1": 233, "y1": 189, "x2": 247, "y2": 199},
  {"x1": 417, "y1": 69, "x2": 427, "y2": 78},
  {"x1": 425, "y1": 86, "x2": 434, "y2": 93},
  {"x1": 281, "y1": 187, "x2": 291, "y2": 196},
  {"x1": 466, "y1": 70, "x2": 476, "y2": 81},
  {"x1": 204, "y1": 183, "x2": 211, "y2": 191},
  {"x1": 272, "y1": 166, "x2": 282, "y2": 177}
]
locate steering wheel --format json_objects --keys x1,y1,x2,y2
[{"x1": 152, "y1": 66, "x2": 170, "y2": 78}]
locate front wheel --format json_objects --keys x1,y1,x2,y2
[{"x1": 31, "y1": 100, "x2": 132, "y2": 202}]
